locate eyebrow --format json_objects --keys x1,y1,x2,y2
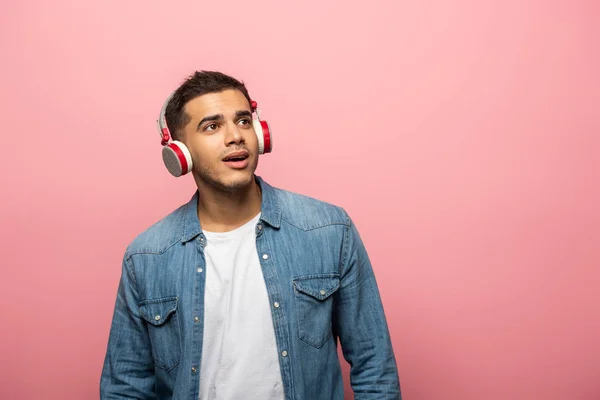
[
  {"x1": 236, "y1": 110, "x2": 252, "y2": 118},
  {"x1": 197, "y1": 110, "x2": 252, "y2": 130},
  {"x1": 197, "y1": 114, "x2": 222, "y2": 130}
]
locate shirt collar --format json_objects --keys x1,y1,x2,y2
[{"x1": 180, "y1": 175, "x2": 281, "y2": 243}]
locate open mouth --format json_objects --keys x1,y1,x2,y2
[
  {"x1": 222, "y1": 151, "x2": 250, "y2": 168},
  {"x1": 223, "y1": 155, "x2": 248, "y2": 162}
]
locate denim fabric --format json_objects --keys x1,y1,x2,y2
[{"x1": 100, "y1": 176, "x2": 401, "y2": 399}]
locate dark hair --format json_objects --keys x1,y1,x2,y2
[{"x1": 164, "y1": 70, "x2": 252, "y2": 140}]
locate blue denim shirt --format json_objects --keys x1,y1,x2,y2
[{"x1": 100, "y1": 176, "x2": 401, "y2": 399}]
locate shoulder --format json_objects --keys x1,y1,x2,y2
[
  {"x1": 272, "y1": 186, "x2": 350, "y2": 231},
  {"x1": 124, "y1": 202, "x2": 187, "y2": 258}
]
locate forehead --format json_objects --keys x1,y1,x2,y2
[{"x1": 183, "y1": 89, "x2": 250, "y2": 120}]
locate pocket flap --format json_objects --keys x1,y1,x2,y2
[
  {"x1": 139, "y1": 297, "x2": 178, "y2": 326},
  {"x1": 293, "y1": 274, "x2": 340, "y2": 300}
]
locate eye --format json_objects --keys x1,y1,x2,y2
[
  {"x1": 238, "y1": 118, "x2": 252, "y2": 127},
  {"x1": 205, "y1": 123, "x2": 219, "y2": 132}
]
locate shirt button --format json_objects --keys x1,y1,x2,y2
[
  {"x1": 197, "y1": 267, "x2": 203, "y2": 273},
  {"x1": 273, "y1": 302, "x2": 280, "y2": 308},
  {"x1": 194, "y1": 316, "x2": 200, "y2": 323},
  {"x1": 154, "y1": 315, "x2": 161, "y2": 321},
  {"x1": 320, "y1": 290, "x2": 326, "y2": 295},
  {"x1": 191, "y1": 367, "x2": 197, "y2": 374},
  {"x1": 262, "y1": 254, "x2": 269, "y2": 260},
  {"x1": 199, "y1": 237, "x2": 205, "y2": 242},
  {"x1": 281, "y1": 350, "x2": 288, "y2": 357}
]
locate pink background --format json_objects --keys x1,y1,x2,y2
[{"x1": 1, "y1": 0, "x2": 599, "y2": 399}]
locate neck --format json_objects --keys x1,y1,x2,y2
[{"x1": 195, "y1": 177, "x2": 262, "y2": 233}]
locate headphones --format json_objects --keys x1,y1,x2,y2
[{"x1": 157, "y1": 91, "x2": 273, "y2": 177}]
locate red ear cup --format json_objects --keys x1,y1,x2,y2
[
  {"x1": 162, "y1": 141, "x2": 193, "y2": 177},
  {"x1": 254, "y1": 118, "x2": 273, "y2": 154},
  {"x1": 260, "y1": 120, "x2": 272, "y2": 154}
]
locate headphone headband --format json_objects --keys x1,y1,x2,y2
[{"x1": 157, "y1": 92, "x2": 175, "y2": 145}]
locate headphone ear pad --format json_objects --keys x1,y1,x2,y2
[
  {"x1": 162, "y1": 141, "x2": 193, "y2": 177},
  {"x1": 254, "y1": 119, "x2": 273, "y2": 155}
]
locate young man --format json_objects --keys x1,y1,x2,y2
[{"x1": 100, "y1": 71, "x2": 401, "y2": 399}]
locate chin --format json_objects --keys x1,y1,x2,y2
[
  {"x1": 195, "y1": 160, "x2": 258, "y2": 192},
  {"x1": 222, "y1": 174, "x2": 254, "y2": 191},
  {"x1": 201, "y1": 171, "x2": 255, "y2": 193}
]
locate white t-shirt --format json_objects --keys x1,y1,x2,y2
[{"x1": 199, "y1": 213, "x2": 284, "y2": 400}]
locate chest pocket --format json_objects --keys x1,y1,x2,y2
[
  {"x1": 139, "y1": 296, "x2": 181, "y2": 371},
  {"x1": 293, "y1": 274, "x2": 340, "y2": 348}
]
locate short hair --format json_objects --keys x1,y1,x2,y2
[{"x1": 164, "y1": 70, "x2": 252, "y2": 140}]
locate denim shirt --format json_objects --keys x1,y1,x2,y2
[{"x1": 100, "y1": 176, "x2": 401, "y2": 399}]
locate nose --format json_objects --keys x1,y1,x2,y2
[{"x1": 224, "y1": 121, "x2": 244, "y2": 146}]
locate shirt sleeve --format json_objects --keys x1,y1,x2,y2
[
  {"x1": 334, "y1": 213, "x2": 402, "y2": 399},
  {"x1": 100, "y1": 255, "x2": 156, "y2": 399}
]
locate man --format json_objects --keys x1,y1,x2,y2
[{"x1": 100, "y1": 70, "x2": 401, "y2": 399}]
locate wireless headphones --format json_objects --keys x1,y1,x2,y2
[{"x1": 157, "y1": 91, "x2": 273, "y2": 177}]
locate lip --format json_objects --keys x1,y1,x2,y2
[
  {"x1": 222, "y1": 150, "x2": 249, "y2": 161},
  {"x1": 222, "y1": 150, "x2": 250, "y2": 169}
]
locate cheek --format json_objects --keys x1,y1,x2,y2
[
  {"x1": 247, "y1": 130, "x2": 259, "y2": 150},
  {"x1": 187, "y1": 139, "x2": 218, "y2": 165}
]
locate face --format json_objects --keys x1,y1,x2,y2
[{"x1": 180, "y1": 89, "x2": 259, "y2": 193}]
